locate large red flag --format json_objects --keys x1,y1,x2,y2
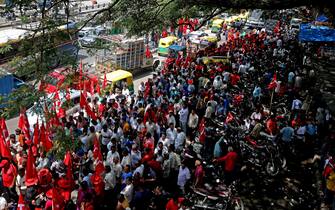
[
  {"x1": 64, "y1": 151, "x2": 75, "y2": 189},
  {"x1": 85, "y1": 105, "x2": 97, "y2": 121},
  {"x1": 40, "y1": 123, "x2": 53, "y2": 152},
  {"x1": 96, "y1": 82, "x2": 101, "y2": 95},
  {"x1": 25, "y1": 147, "x2": 38, "y2": 187},
  {"x1": 0, "y1": 118, "x2": 9, "y2": 139},
  {"x1": 90, "y1": 81, "x2": 95, "y2": 96},
  {"x1": 93, "y1": 136, "x2": 104, "y2": 175},
  {"x1": 83, "y1": 83, "x2": 88, "y2": 98},
  {"x1": 0, "y1": 134, "x2": 12, "y2": 159},
  {"x1": 80, "y1": 92, "x2": 87, "y2": 109},
  {"x1": 18, "y1": 111, "x2": 30, "y2": 141},
  {"x1": 33, "y1": 119, "x2": 39, "y2": 145},
  {"x1": 102, "y1": 73, "x2": 107, "y2": 89}
]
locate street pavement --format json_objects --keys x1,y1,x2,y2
[{"x1": 5, "y1": 48, "x2": 154, "y2": 134}]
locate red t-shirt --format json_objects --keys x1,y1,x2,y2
[
  {"x1": 166, "y1": 198, "x2": 184, "y2": 210},
  {"x1": 218, "y1": 151, "x2": 238, "y2": 172},
  {"x1": 2, "y1": 163, "x2": 17, "y2": 188},
  {"x1": 230, "y1": 74, "x2": 240, "y2": 86}
]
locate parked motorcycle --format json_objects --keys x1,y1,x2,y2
[
  {"x1": 239, "y1": 135, "x2": 286, "y2": 176},
  {"x1": 187, "y1": 181, "x2": 244, "y2": 210}
]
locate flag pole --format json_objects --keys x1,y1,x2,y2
[{"x1": 269, "y1": 89, "x2": 274, "y2": 115}]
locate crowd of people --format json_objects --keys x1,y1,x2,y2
[{"x1": 0, "y1": 10, "x2": 335, "y2": 210}]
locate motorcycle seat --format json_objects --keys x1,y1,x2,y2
[{"x1": 195, "y1": 188, "x2": 219, "y2": 200}]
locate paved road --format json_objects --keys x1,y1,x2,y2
[{"x1": 5, "y1": 58, "x2": 154, "y2": 134}]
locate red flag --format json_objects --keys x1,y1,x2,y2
[
  {"x1": 33, "y1": 119, "x2": 39, "y2": 145},
  {"x1": 162, "y1": 27, "x2": 168, "y2": 38},
  {"x1": 54, "y1": 91, "x2": 60, "y2": 101},
  {"x1": 17, "y1": 193, "x2": 27, "y2": 210},
  {"x1": 54, "y1": 91, "x2": 61, "y2": 107},
  {"x1": 90, "y1": 81, "x2": 95, "y2": 96},
  {"x1": 225, "y1": 112, "x2": 234, "y2": 124},
  {"x1": 80, "y1": 92, "x2": 87, "y2": 109},
  {"x1": 25, "y1": 147, "x2": 38, "y2": 187},
  {"x1": 0, "y1": 134, "x2": 12, "y2": 159},
  {"x1": 83, "y1": 83, "x2": 88, "y2": 98},
  {"x1": 66, "y1": 87, "x2": 71, "y2": 101},
  {"x1": 52, "y1": 187, "x2": 65, "y2": 210},
  {"x1": 18, "y1": 111, "x2": 30, "y2": 141},
  {"x1": 178, "y1": 18, "x2": 184, "y2": 31},
  {"x1": 40, "y1": 123, "x2": 53, "y2": 152},
  {"x1": 64, "y1": 151, "x2": 75, "y2": 189},
  {"x1": 268, "y1": 73, "x2": 277, "y2": 90},
  {"x1": 57, "y1": 107, "x2": 66, "y2": 119},
  {"x1": 93, "y1": 136, "x2": 102, "y2": 160},
  {"x1": 102, "y1": 73, "x2": 107, "y2": 89},
  {"x1": 145, "y1": 45, "x2": 152, "y2": 58},
  {"x1": 0, "y1": 118, "x2": 9, "y2": 139},
  {"x1": 85, "y1": 104, "x2": 97, "y2": 121},
  {"x1": 96, "y1": 82, "x2": 101, "y2": 95}
]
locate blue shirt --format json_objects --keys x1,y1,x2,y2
[
  {"x1": 280, "y1": 127, "x2": 294, "y2": 142},
  {"x1": 214, "y1": 138, "x2": 224, "y2": 158},
  {"x1": 253, "y1": 87, "x2": 262, "y2": 98},
  {"x1": 306, "y1": 124, "x2": 316, "y2": 136}
]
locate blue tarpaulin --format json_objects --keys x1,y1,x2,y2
[
  {"x1": 316, "y1": 14, "x2": 329, "y2": 23},
  {"x1": 298, "y1": 23, "x2": 335, "y2": 42},
  {"x1": 169, "y1": 44, "x2": 186, "y2": 52}
]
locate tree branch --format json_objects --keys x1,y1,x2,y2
[{"x1": 74, "y1": 0, "x2": 121, "y2": 34}]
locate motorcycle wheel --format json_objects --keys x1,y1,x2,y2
[
  {"x1": 229, "y1": 197, "x2": 245, "y2": 210},
  {"x1": 266, "y1": 161, "x2": 279, "y2": 176}
]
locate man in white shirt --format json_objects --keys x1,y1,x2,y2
[
  {"x1": 213, "y1": 76, "x2": 223, "y2": 90},
  {"x1": 145, "y1": 119, "x2": 156, "y2": 137},
  {"x1": 167, "y1": 111, "x2": 176, "y2": 127},
  {"x1": 112, "y1": 156, "x2": 122, "y2": 179},
  {"x1": 121, "y1": 177, "x2": 134, "y2": 203},
  {"x1": 205, "y1": 102, "x2": 214, "y2": 118},
  {"x1": 15, "y1": 167, "x2": 26, "y2": 196},
  {"x1": 101, "y1": 124, "x2": 113, "y2": 149},
  {"x1": 188, "y1": 110, "x2": 199, "y2": 131},
  {"x1": 107, "y1": 145, "x2": 120, "y2": 167},
  {"x1": 175, "y1": 128, "x2": 186, "y2": 151},
  {"x1": 177, "y1": 163, "x2": 191, "y2": 193},
  {"x1": 104, "y1": 165, "x2": 116, "y2": 192},
  {"x1": 179, "y1": 104, "x2": 189, "y2": 133},
  {"x1": 121, "y1": 150, "x2": 131, "y2": 168},
  {"x1": 166, "y1": 123, "x2": 177, "y2": 146}
]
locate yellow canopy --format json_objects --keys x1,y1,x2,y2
[
  {"x1": 212, "y1": 19, "x2": 224, "y2": 27},
  {"x1": 159, "y1": 36, "x2": 177, "y2": 45},
  {"x1": 200, "y1": 36, "x2": 217, "y2": 43},
  {"x1": 202, "y1": 56, "x2": 229, "y2": 65},
  {"x1": 102, "y1": 70, "x2": 132, "y2": 83}
]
